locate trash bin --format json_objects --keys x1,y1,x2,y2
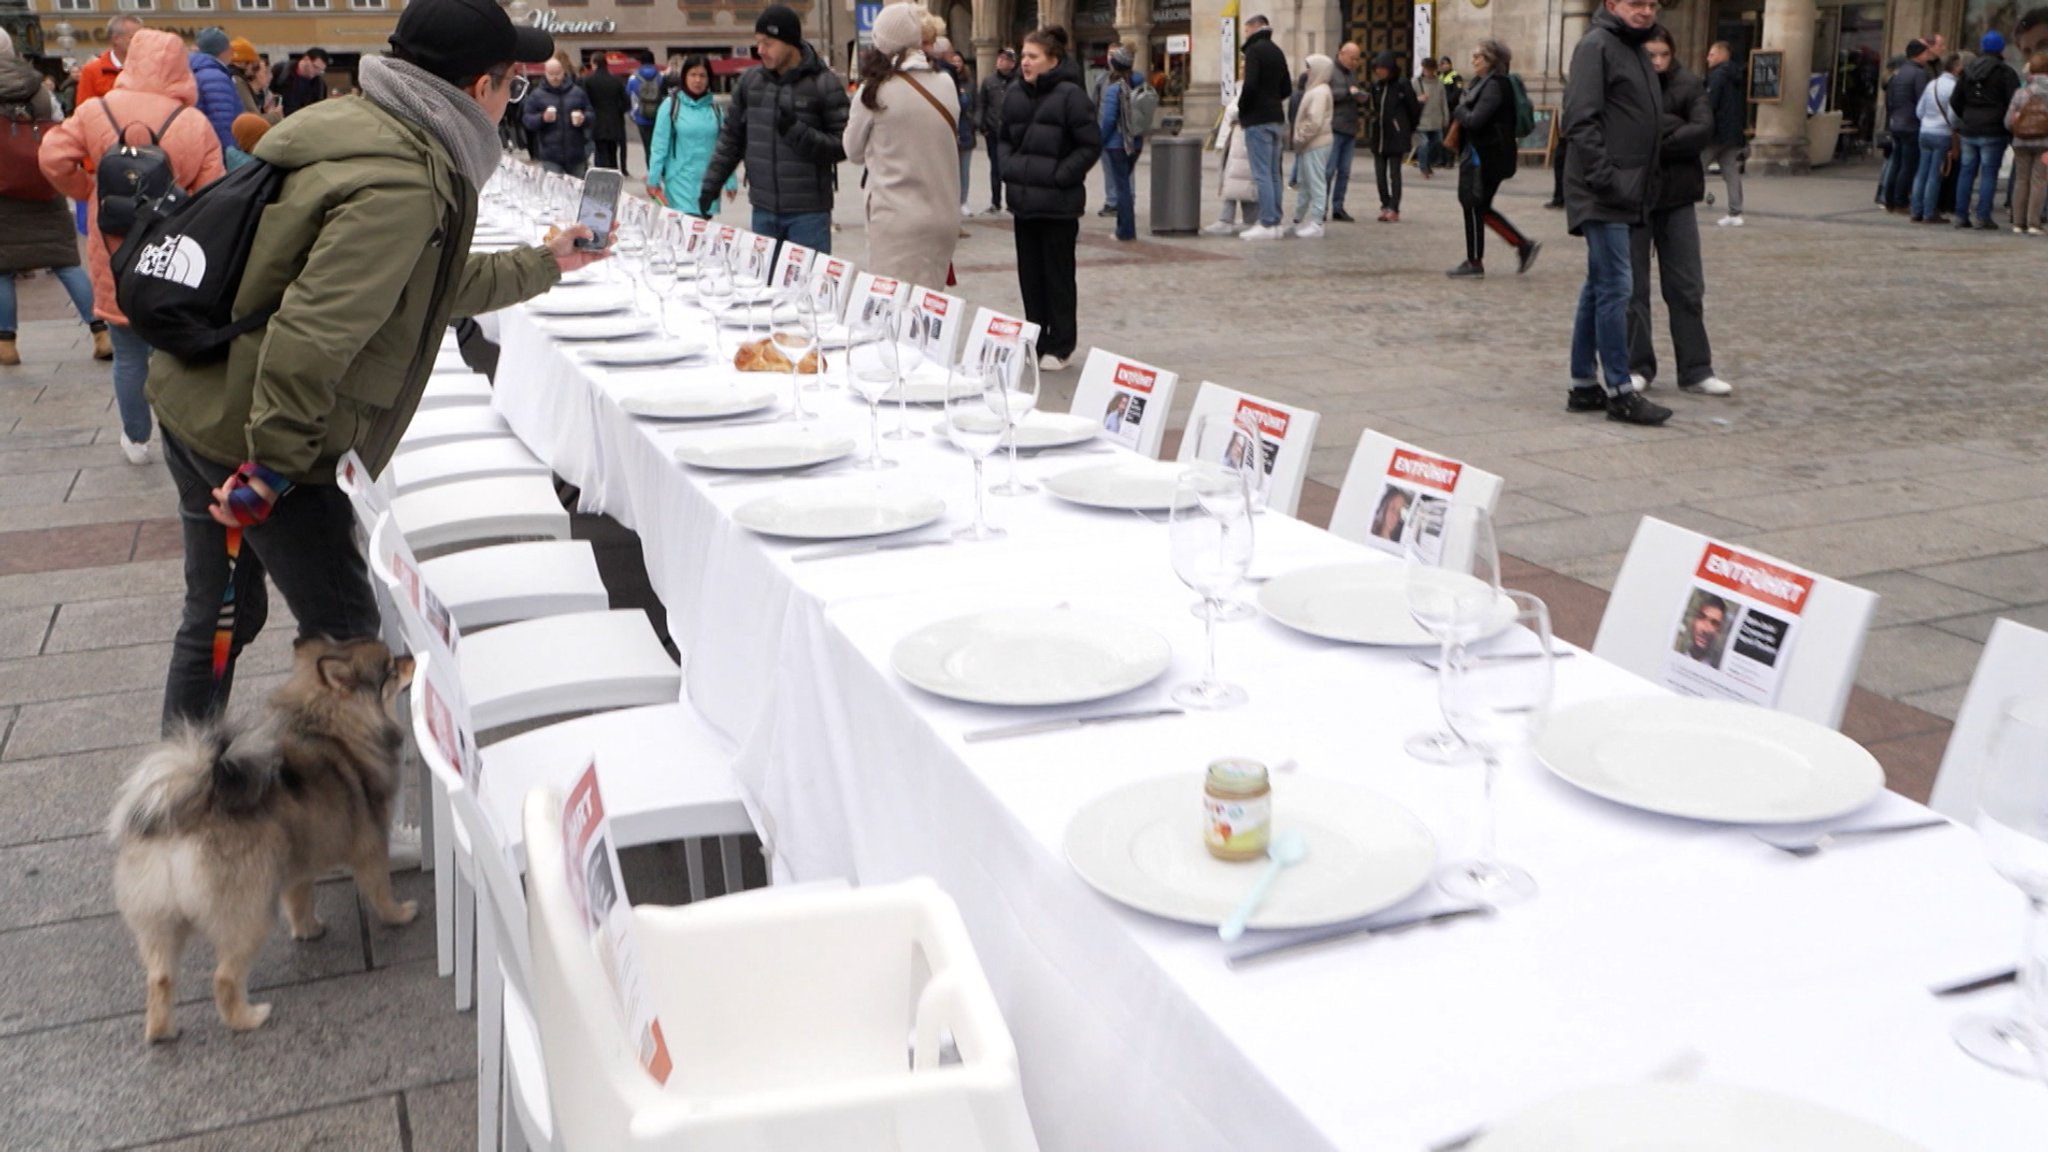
[{"x1": 1149, "y1": 134, "x2": 1203, "y2": 235}]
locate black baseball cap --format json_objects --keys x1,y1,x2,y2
[{"x1": 391, "y1": 0, "x2": 554, "y2": 85}]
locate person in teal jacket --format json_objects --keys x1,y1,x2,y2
[{"x1": 647, "y1": 55, "x2": 737, "y2": 216}]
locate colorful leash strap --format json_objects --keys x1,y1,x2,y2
[{"x1": 212, "y1": 525, "x2": 241, "y2": 684}]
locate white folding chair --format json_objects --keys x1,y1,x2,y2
[
  {"x1": 524, "y1": 791, "x2": 1041, "y2": 1152},
  {"x1": 388, "y1": 437, "x2": 551, "y2": 496},
  {"x1": 1594, "y1": 517, "x2": 1879, "y2": 730},
  {"x1": 958, "y1": 307, "x2": 1041, "y2": 373},
  {"x1": 808, "y1": 253, "x2": 859, "y2": 321},
  {"x1": 1328, "y1": 430, "x2": 1506, "y2": 552},
  {"x1": 1175, "y1": 382, "x2": 1322, "y2": 518},
  {"x1": 768, "y1": 239, "x2": 818, "y2": 293},
  {"x1": 1070, "y1": 349, "x2": 1179, "y2": 459},
  {"x1": 1928, "y1": 619, "x2": 2048, "y2": 822},
  {"x1": 339, "y1": 450, "x2": 570, "y2": 555},
  {"x1": 396, "y1": 406, "x2": 518, "y2": 455},
  {"x1": 419, "y1": 372, "x2": 494, "y2": 410},
  {"x1": 846, "y1": 270, "x2": 913, "y2": 329},
  {"x1": 900, "y1": 285, "x2": 966, "y2": 377}
]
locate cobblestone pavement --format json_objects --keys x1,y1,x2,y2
[{"x1": 0, "y1": 147, "x2": 2035, "y2": 1148}]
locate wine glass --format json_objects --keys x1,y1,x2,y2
[
  {"x1": 609, "y1": 200, "x2": 647, "y2": 291},
  {"x1": 1184, "y1": 412, "x2": 1262, "y2": 622},
  {"x1": 638, "y1": 218, "x2": 679, "y2": 336},
  {"x1": 1405, "y1": 501, "x2": 1503, "y2": 764},
  {"x1": 803, "y1": 275, "x2": 842, "y2": 392},
  {"x1": 887, "y1": 307, "x2": 930, "y2": 441},
  {"x1": 1434, "y1": 591, "x2": 1551, "y2": 907},
  {"x1": 845, "y1": 308, "x2": 899, "y2": 470},
  {"x1": 1169, "y1": 464, "x2": 1255, "y2": 710},
  {"x1": 988, "y1": 336, "x2": 1041, "y2": 496},
  {"x1": 697, "y1": 253, "x2": 735, "y2": 356},
  {"x1": 768, "y1": 289, "x2": 818, "y2": 422},
  {"x1": 1955, "y1": 694, "x2": 2048, "y2": 1080},
  {"x1": 943, "y1": 362, "x2": 1010, "y2": 542}
]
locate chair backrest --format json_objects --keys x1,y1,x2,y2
[
  {"x1": 847, "y1": 271, "x2": 912, "y2": 328},
  {"x1": 1070, "y1": 349, "x2": 1180, "y2": 459},
  {"x1": 1593, "y1": 517, "x2": 1878, "y2": 730},
  {"x1": 408, "y1": 647, "x2": 481, "y2": 795},
  {"x1": 900, "y1": 285, "x2": 966, "y2": 371},
  {"x1": 1175, "y1": 382, "x2": 1322, "y2": 518},
  {"x1": 334, "y1": 449, "x2": 392, "y2": 544},
  {"x1": 673, "y1": 213, "x2": 713, "y2": 263},
  {"x1": 809, "y1": 254, "x2": 858, "y2": 320},
  {"x1": 1929, "y1": 619, "x2": 2048, "y2": 822},
  {"x1": 1328, "y1": 430, "x2": 1506, "y2": 554},
  {"x1": 769, "y1": 241, "x2": 817, "y2": 293},
  {"x1": 958, "y1": 307, "x2": 1041, "y2": 375},
  {"x1": 369, "y1": 512, "x2": 463, "y2": 663}
]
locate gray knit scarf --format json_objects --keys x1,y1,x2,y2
[{"x1": 357, "y1": 56, "x2": 502, "y2": 188}]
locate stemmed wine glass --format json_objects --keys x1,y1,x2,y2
[
  {"x1": 845, "y1": 307, "x2": 899, "y2": 470},
  {"x1": 943, "y1": 361, "x2": 1010, "y2": 541},
  {"x1": 638, "y1": 216, "x2": 679, "y2": 336},
  {"x1": 1434, "y1": 591, "x2": 1552, "y2": 907},
  {"x1": 608, "y1": 200, "x2": 647, "y2": 291},
  {"x1": 887, "y1": 307, "x2": 930, "y2": 441},
  {"x1": 802, "y1": 274, "x2": 841, "y2": 391},
  {"x1": 1169, "y1": 463, "x2": 1255, "y2": 710},
  {"x1": 697, "y1": 250, "x2": 735, "y2": 356},
  {"x1": 1405, "y1": 501, "x2": 1503, "y2": 764},
  {"x1": 989, "y1": 336, "x2": 1041, "y2": 496},
  {"x1": 1184, "y1": 412, "x2": 1261, "y2": 622},
  {"x1": 1955, "y1": 695, "x2": 2048, "y2": 1081},
  {"x1": 768, "y1": 289, "x2": 818, "y2": 422}
]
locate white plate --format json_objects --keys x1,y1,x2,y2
[
  {"x1": 1535, "y1": 697, "x2": 1884, "y2": 825},
  {"x1": 1065, "y1": 774, "x2": 1437, "y2": 930},
  {"x1": 674, "y1": 430, "x2": 855, "y2": 472},
  {"x1": 1042, "y1": 460, "x2": 1193, "y2": 512},
  {"x1": 1010, "y1": 411, "x2": 1099, "y2": 450},
  {"x1": 1257, "y1": 563, "x2": 1515, "y2": 647},
  {"x1": 617, "y1": 383, "x2": 777, "y2": 421},
  {"x1": 892, "y1": 607, "x2": 1171, "y2": 706},
  {"x1": 581, "y1": 339, "x2": 710, "y2": 366},
  {"x1": 1470, "y1": 1083, "x2": 1924, "y2": 1152},
  {"x1": 538, "y1": 315, "x2": 656, "y2": 341},
  {"x1": 526, "y1": 290, "x2": 633, "y2": 317},
  {"x1": 732, "y1": 483, "x2": 945, "y2": 540}
]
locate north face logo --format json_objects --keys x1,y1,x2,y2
[{"x1": 133, "y1": 234, "x2": 207, "y2": 289}]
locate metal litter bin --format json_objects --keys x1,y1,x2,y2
[{"x1": 1149, "y1": 134, "x2": 1203, "y2": 235}]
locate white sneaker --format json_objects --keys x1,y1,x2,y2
[
  {"x1": 120, "y1": 434, "x2": 150, "y2": 465},
  {"x1": 960, "y1": 204, "x2": 975, "y2": 217},
  {"x1": 387, "y1": 821, "x2": 423, "y2": 871},
  {"x1": 1717, "y1": 214, "x2": 1744, "y2": 227},
  {"x1": 1630, "y1": 373, "x2": 1652, "y2": 393},
  {"x1": 1294, "y1": 222, "x2": 1326, "y2": 239},
  {"x1": 1239, "y1": 224, "x2": 1284, "y2": 241},
  {"x1": 1038, "y1": 353, "x2": 1068, "y2": 371},
  {"x1": 1201, "y1": 221, "x2": 1240, "y2": 236},
  {"x1": 1681, "y1": 376, "x2": 1734, "y2": 396}
]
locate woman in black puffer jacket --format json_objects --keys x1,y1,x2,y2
[{"x1": 999, "y1": 25, "x2": 1101, "y2": 369}]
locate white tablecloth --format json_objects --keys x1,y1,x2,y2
[{"x1": 486, "y1": 277, "x2": 2041, "y2": 1151}]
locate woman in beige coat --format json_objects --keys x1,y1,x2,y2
[{"x1": 844, "y1": 3, "x2": 960, "y2": 291}]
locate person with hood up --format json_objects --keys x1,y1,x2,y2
[
  {"x1": 1952, "y1": 31, "x2": 2022, "y2": 229},
  {"x1": 1624, "y1": 25, "x2": 1733, "y2": 399},
  {"x1": 648, "y1": 55, "x2": 737, "y2": 215},
  {"x1": 844, "y1": 3, "x2": 961, "y2": 288},
  {"x1": 523, "y1": 54, "x2": 593, "y2": 176},
  {"x1": 1099, "y1": 47, "x2": 1148, "y2": 241},
  {"x1": 187, "y1": 27, "x2": 243, "y2": 155},
  {"x1": 1236, "y1": 15, "x2": 1291, "y2": 238},
  {"x1": 627, "y1": 60, "x2": 665, "y2": 166},
  {"x1": 583, "y1": 54, "x2": 630, "y2": 175},
  {"x1": 1288, "y1": 54, "x2": 1334, "y2": 238},
  {"x1": 977, "y1": 48, "x2": 1019, "y2": 213},
  {"x1": 1365, "y1": 50, "x2": 1421, "y2": 221},
  {"x1": 999, "y1": 24, "x2": 1101, "y2": 370},
  {"x1": 1448, "y1": 40, "x2": 1536, "y2": 279},
  {"x1": 2006, "y1": 50, "x2": 2048, "y2": 232},
  {"x1": 38, "y1": 27, "x2": 225, "y2": 466},
  {"x1": 139, "y1": 0, "x2": 599, "y2": 726},
  {"x1": 1202, "y1": 102, "x2": 1259, "y2": 233},
  {"x1": 0, "y1": 30, "x2": 111, "y2": 368},
  {"x1": 1561, "y1": 0, "x2": 1671, "y2": 427},
  {"x1": 698, "y1": 5, "x2": 851, "y2": 253}
]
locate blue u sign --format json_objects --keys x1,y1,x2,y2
[{"x1": 856, "y1": 2, "x2": 882, "y2": 33}]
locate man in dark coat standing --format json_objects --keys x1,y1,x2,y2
[
  {"x1": 1328, "y1": 42, "x2": 1364, "y2": 221},
  {"x1": 1701, "y1": 41, "x2": 1746, "y2": 225},
  {"x1": 698, "y1": 5, "x2": 850, "y2": 253},
  {"x1": 1237, "y1": 14, "x2": 1292, "y2": 237},
  {"x1": 977, "y1": 48, "x2": 1019, "y2": 214},
  {"x1": 1883, "y1": 39, "x2": 1935, "y2": 212},
  {"x1": 1562, "y1": 0, "x2": 1670, "y2": 425},
  {"x1": 1365, "y1": 50, "x2": 1420, "y2": 221},
  {"x1": 583, "y1": 55, "x2": 631, "y2": 176}
]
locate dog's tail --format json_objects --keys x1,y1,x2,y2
[{"x1": 107, "y1": 721, "x2": 280, "y2": 842}]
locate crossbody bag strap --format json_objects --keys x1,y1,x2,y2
[{"x1": 902, "y1": 72, "x2": 957, "y2": 135}]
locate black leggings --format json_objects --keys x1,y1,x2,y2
[
  {"x1": 1013, "y1": 216, "x2": 1079, "y2": 359},
  {"x1": 1374, "y1": 152, "x2": 1403, "y2": 211},
  {"x1": 1458, "y1": 155, "x2": 1526, "y2": 264}
]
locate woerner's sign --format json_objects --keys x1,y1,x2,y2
[{"x1": 528, "y1": 9, "x2": 617, "y2": 35}]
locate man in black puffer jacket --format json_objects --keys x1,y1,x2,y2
[
  {"x1": 698, "y1": 5, "x2": 849, "y2": 253},
  {"x1": 1562, "y1": 0, "x2": 1670, "y2": 426},
  {"x1": 1000, "y1": 27, "x2": 1101, "y2": 368},
  {"x1": 1951, "y1": 31, "x2": 2022, "y2": 228},
  {"x1": 1237, "y1": 15, "x2": 1291, "y2": 235},
  {"x1": 1627, "y1": 27, "x2": 1732, "y2": 399}
]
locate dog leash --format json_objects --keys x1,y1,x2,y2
[{"x1": 212, "y1": 525, "x2": 241, "y2": 687}]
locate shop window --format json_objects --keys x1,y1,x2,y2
[
  {"x1": 54, "y1": 0, "x2": 95, "y2": 11},
  {"x1": 294, "y1": 0, "x2": 330, "y2": 9},
  {"x1": 236, "y1": 0, "x2": 273, "y2": 11},
  {"x1": 350, "y1": 0, "x2": 386, "y2": 7},
  {"x1": 115, "y1": 0, "x2": 155, "y2": 10},
  {"x1": 178, "y1": 0, "x2": 219, "y2": 9}
]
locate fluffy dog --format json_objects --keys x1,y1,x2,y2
[{"x1": 108, "y1": 637, "x2": 418, "y2": 1042}]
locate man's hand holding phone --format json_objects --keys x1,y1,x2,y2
[{"x1": 547, "y1": 225, "x2": 611, "y2": 272}]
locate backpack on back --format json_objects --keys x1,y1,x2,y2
[
  {"x1": 1507, "y1": 73, "x2": 1536, "y2": 140},
  {"x1": 0, "y1": 101, "x2": 59, "y2": 201},
  {"x1": 94, "y1": 99, "x2": 186, "y2": 239},
  {"x1": 112, "y1": 158, "x2": 287, "y2": 363},
  {"x1": 2014, "y1": 90, "x2": 2048, "y2": 139},
  {"x1": 1118, "y1": 78, "x2": 1160, "y2": 139},
  {"x1": 635, "y1": 75, "x2": 665, "y2": 122}
]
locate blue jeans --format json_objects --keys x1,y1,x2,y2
[
  {"x1": 1570, "y1": 222, "x2": 1635, "y2": 395},
  {"x1": 1105, "y1": 147, "x2": 1137, "y2": 239},
  {"x1": 0, "y1": 264, "x2": 98, "y2": 334},
  {"x1": 107, "y1": 323, "x2": 155, "y2": 444},
  {"x1": 1413, "y1": 129, "x2": 1442, "y2": 176},
  {"x1": 959, "y1": 148, "x2": 972, "y2": 208},
  {"x1": 1245, "y1": 122, "x2": 1284, "y2": 228},
  {"x1": 1956, "y1": 135, "x2": 2008, "y2": 223},
  {"x1": 1329, "y1": 134, "x2": 1356, "y2": 212},
  {"x1": 751, "y1": 208, "x2": 833, "y2": 256},
  {"x1": 1912, "y1": 133, "x2": 1948, "y2": 220}
]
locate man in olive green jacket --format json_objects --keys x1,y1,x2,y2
[{"x1": 149, "y1": 0, "x2": 603, "y2": 725}]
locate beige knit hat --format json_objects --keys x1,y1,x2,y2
[{"x1": 872, "y1": 3, "x2": 925, "y2": 56}]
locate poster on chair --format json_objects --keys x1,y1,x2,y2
[
  {"x1": 1662, "y1": 543, "x2": 1815, "y2": 708},
  {"x1": 1101, "y1": 361, "x2": 1158, "y2": 452},
  {"x1": 1231, "y1": 398, "x2": 1288, "y2": 477},
  {"x1": 563, "y1": 761, "x2": 674, "y2": 1085},
  {"x1": 1361, "y1": 447, "x2": 1463, "y2": 557}
]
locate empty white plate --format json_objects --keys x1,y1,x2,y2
[
  {"x1": 1010, "y1": 411, "x2": 1100, "y2": 450},
  {"x1": 1043, "y1": 460, "x2": 1192, "y2": 512},
  {"x1": 674, "y1": 430, "x2": 855, "y2": 473},
  {"x1": 526, "y1": 290, "x2": 634, "y2": 317},
  {"x1": 892, "y1": 607, "x2": 1171, "y2": 706},
  {"x1": 1065, "y1": 774, "x2": 1437, "y2": 930},
  {"x1": 617, "y1": 383, "x2": 776, "y2": 421},
  {"x1": 1257, "y1": 563, "x2": 1514, "y2": 647},
  {"x1": 732, "y1": 484, "x2": 944, "y2": 540},
  {"x1": 538, "y1": 315, "x2": 656, "y2": 341},
  {"x1": 581, "y1": 339, "x2": 710, "y2": 367},
  {"x1": 1469, "y1": 1083, "x2": 1923, "y2": 1152},
  {"x1": 1535, "y1": 697, "x2": 1885, "y2": 825}
]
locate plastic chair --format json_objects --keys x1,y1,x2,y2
[
  {"x1": 419, "y1": 372, "x2": 495, "y2": 410},
  {"x1": 808, "y1": 253, "x2": 859, "y2": 321},
  {"x1": 524, "y1": 791, "x2": 1042, "y2": 1152},
  {"x1": 1070, "y1": 349, "x2": 1180, "y2": 459},
  {"x1": 339, "y1": 447, "x2": 571, "y2": 554},
  {"x1": 1175, "y1": 382, "x2": 1322, "y2": 518},
  {"x1": 768, "y1": 239, "x2": 818, "y2": 293},
  {"x1": 1594, "y1": 517, "x2": 1879, "y2": 730},
  {"x1": 847, "y1": 270, "x2": 913, "y2": 329},
  {"x1": 958, "y1": 307, "x2": 1041, "y2": 375},
  {"x1": 388, "y1": 437, "x2": 552, "y2": 497},
  {"x1": 1328, "y1": 430, "x2": 1505, "y2": 552},
  {"x1": 1928, "y1": 619, "x2": 2048, "y2": 822},
  {"x1": 900, "y1": 284, "x2": 966, "y2": 371},
  {"x1": 396, "y1": 406, "x2": 518, "y2": 455}
]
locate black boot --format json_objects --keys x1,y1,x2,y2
[
  {"x1": 1607, "y1": 389, "x2": 1673, "y2": 426},
  {"x1": 1446, "y1": 260, "x2": 1484, "y2": 278}
]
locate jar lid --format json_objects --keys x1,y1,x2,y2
[{"x1": 1206, "y1": 757, "x2": 1269, "y2": 797}]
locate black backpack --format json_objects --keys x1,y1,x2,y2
[
  {"x1": 635, "y1": 74, "x2": 664, "y2": 121},
  {"x1": 94, "y1": 99, "x2": 185, "y2": 238},
  {"x1": 112, "y1": 158, "x2": 287, "y2": 363}
]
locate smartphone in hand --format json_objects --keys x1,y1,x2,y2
[{"x1": 573, "y1": 167, "x2": 624, "y2": 251}]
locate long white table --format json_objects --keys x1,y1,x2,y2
[{"x1": 487, "y1": 269, "x2": 2042, "y2": 1151}]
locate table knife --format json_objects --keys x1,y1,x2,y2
[
  {"x1": 790, "y1": 537, "x2": 953, "y2": 563},
  {"x1": 1932, "y1": 968, "x2": 2019, "y2": 997},
  {"x1": 962, "y1": 706, "x2": 1185, "y2": 743},
  {"x1": 1225, "y1": 904, "x2": 1495, "y2": 969}
]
